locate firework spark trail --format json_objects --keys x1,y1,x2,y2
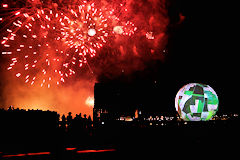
[
  {"x1": 57, "y1": 1, "x2": 137, "y2": 70},
  {"x1": 1, "y1": 0, "x2": 137, "y2": 88},
  {"x1": 1, "y1": 5, "x2": 75, "y2": 88}
]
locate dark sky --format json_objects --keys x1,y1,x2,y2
[
  {"x1": 163, "y1": 0, "x2": 239, "y2": 113},
  {"x1": 171, "y1": 0, "x2": 238, "y2": 113}
]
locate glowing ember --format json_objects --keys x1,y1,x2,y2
[
  {"x1": 113, "y1": 26, "x2": 124, "y2": 35},
  {"x1": 85, "y1": 96, "x2": 94, "y2": 107},
  {"x1": 2, "y1": 4, "x2": 8, "y2": 8},
  {"x1": 146, "y1": 32, "x2": 154, "y2": 40}
]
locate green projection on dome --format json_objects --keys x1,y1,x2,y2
[{"x1": 175, "y1": 83, "x2": 219, "y2": 121}]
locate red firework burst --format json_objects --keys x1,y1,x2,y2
[
  {"x1": 1, "y1": 2, "x2": 74, "y2": 88},
  {"x1": 1, "y1": 0, "x2": 137, "y2": 88},
  {"x1": 57, "y1": 2, "x2": 111, "y2": 69},
  {"x1": 54, "y1": 1, "x2": 137, "y2": 69}
]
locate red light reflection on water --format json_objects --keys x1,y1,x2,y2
[
  {"x1": 1, "y1": 149, "x2": 116, "y2": 157},
  {"x1": 66, "y1": 148, "x2": 77, "y2": 151},
  {"x1": 2, "y1": 153, "x2": 26, "y2": 158},
  {"x1": 77, "y1": 149, "x2": 116, "y2": 153},
  {"x1": 27, "y1": 152, "x2": 50, "y2": 156},
  {"x1": 2, "y1": 152, "x2": 50, "y2": 158}
]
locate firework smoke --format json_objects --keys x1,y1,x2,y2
[
  {"x1": 93, "y1": 0, "x2": 169, "y2": 81},
  {"x1": 0, "y1": 69, "x2": 95, "y2": 117},
  {"x1": 0, "y1": 0, "x2": 169, "y2": 117}
]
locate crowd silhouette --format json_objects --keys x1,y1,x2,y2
[
  {"x1": 59, "y1": 112, "x2": 92, "y2": 131},
  {"x1": 0, "y1": 105, "x2": 240, "y2": 157},
  {"x1": 0, "y1": 106, "x2": 94, "y2": 148}
]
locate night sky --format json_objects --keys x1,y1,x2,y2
[
  {"x1": 165, "y1": 0, "x2": 238, "y2": 113},
  {"x1": 0, "y1": 0, "x2": 239, "y2": 115}
]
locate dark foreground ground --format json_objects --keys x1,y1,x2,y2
[{"x1": 1, "y1": 119, "x2": 239, "y2": 160}]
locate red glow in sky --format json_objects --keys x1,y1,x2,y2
[{"x1": 0, "y1": 0, "x2": 169, "y2": 117}]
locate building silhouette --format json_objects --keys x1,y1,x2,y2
[{"x1": 93, "y1": 82, "x2": 178, "y2": 125}]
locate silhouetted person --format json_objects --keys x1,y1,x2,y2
[
  {"x1": 87, "y1": 115, "x2": 92, "y2": 128},
  {"x1": 67, "y1": 112, "x2": 72, "y2": 127},
  {"x1": 62, "y1": 114, "x2": 66, "y2": 122},
  {"x1": 79, "y1": 113, "x2": 82, "y2": 119},
  {"x1": 8, "y1": 106, "x2": 13, "y2": 111},
  {"x1": 55, "y1": 113, "x2": 60, "y2": 129},
  {"x1": 60, "y1": 114, "x2": 67, "y2": 131},
  {"x1": 82, "y1": 114, "x2": 87, "y2": 129}
]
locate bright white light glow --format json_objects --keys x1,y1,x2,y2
[
  {"x1": 88, "y1": 28, "x2": 96, "y2": 36},
  {"x1": 113, "y1": 26, "x2": 123, "y2": 35}
]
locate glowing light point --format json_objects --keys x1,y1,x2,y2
[
  {"x1": 16, "y1": 73, "x2": 21, "y2": 77},
  {"x1": 2, "y1": 4, "x2": 8, "y2": 8},
  {"x1": 146, "y1": 32, "x2": 154, "y2": 40},
  {"x1": 88, "y1": 28, "x2": 96, "y2": 36},
  {"x1": 113, "y1": 26, "x2": 123, "y2": 35},
  {"x1": 15, "y1": 12, "x2": 20, "y2": 16},
  {"x1": 85, "y1": 96, "x2": 94, "y2": 107}
]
